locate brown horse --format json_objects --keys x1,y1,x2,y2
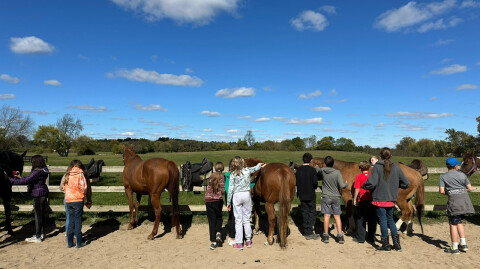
[
  {"x1": 311, "y1": 157, "x2": 424, "y2": 235},
  {"x1": 245, "y1": 158, "x2": 296, "y2": 248},
  {"x1": 461, "y1": 153, "x2": 479, "y2": 177},
  {"x1": 122, "y1": 145, "x2": 182, "y2": 240}
]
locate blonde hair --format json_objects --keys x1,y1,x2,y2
[
  {"x1": 209, "y1": 162, "x2": 224, "y2": 193},
  {"x1": 230, "y1": 156, "x2": 245, "y2": 176},
  {"x1": 62, "y1": 159, "x2": 85, "y2": 186}
]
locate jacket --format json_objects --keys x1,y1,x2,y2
[
  {"x1": 362, "y1": 160, "x2": 410, "y2": 202},
  {"x1": 319, "y1": 167, "x2": 347, "y2": 199},
  {"x1": 227, "y1": 163, "x2": 262, "y2": 206},
  {"x1": 10, "y1": 167, "x2": 49, "y2": 197},
  {"x1": 205, "y1": 173, "x2": 226, "y2": 202},
  {"x1": 295, "y1": 164, "x2": 318, "y2": 201},
  {"x1": 63, "y1": 167, "x2": 87, "y2": 203}
]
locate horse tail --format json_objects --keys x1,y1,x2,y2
[
  {"x1": 415, "y1": 174, "x2": 425, "y2": 234},
  {"x1": 167, "y1": 161, "x2": 182, "y2": 238},
  {"x1": 278, "y1": 166, "x2": 292, "y2": 249}
]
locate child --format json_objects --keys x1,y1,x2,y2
[
  {"x1": 295, "y1": 153, "x2": 320, "y2": 240},
  {"x1": 224, "y1": 159, "x2": 236, "y2": 246},
  {"x1": 226, "y1": 156, "x2": 264, "y2": 250},
  {"x1": 63, "y1": 160, "x2": 88, "y2": 248},
  {"x1": 353, "y1": 161, "x2": 376, "y2": 243},
  {"x1": 205, "y1": 162, "x2": 226, "y2": 250},
  {"x1": 318, "y1": 156, "x2": 347, "y2": 244},
  {"x1": 363, "y1": 148, "x2": 410, "y2": 252},
  {"x1": 439, "y1": 157, "x2": 474, "y2": 254},
  {"x1": 9, "y1": 155, "x2": 49, "y2": 243}
]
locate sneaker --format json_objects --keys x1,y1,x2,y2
[
  {"x1": 337, "y1": 234, "x2": 345, "y2": 244},
  {"x1": 216, "y1": 233, "x2": 222, "y2": 245},
  {"x1": 246, "y1": 240, "x2": 252, "y2": 248},
  {"x1": 40, "y1": 234, "x2": 45, "y2": 240},
  {"x1": 321, "y1": 234, "x2": 329, "y2": 244},
  {"x1": 352, "y1": 238, "x2": 364, "y2": 243},
  {"x1": 458, "y1": 244, "x2": 468, "y2": 252},
  {"x1": 304, "y1": 233, "x2": 320, "y2": 240},
  {"x1": 210, "y1": 243, "x2": 217, "y2": 250},
  {"x1": 25, "y1": 236, "x2": 42, "y2": 243},
  {"x1": 444, "y1": 247, "x2": 460, "y2": 254},
  {"x1": 233, "y1": 243, "x2": 244, "y2": 250},
  {"x1": 228, "y1": 238, "x2": 236, "y2": 246}
]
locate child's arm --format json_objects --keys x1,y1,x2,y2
[
  {"x1": 398, "y1": 167, "x2": 410, "y2": 189},
  {"x1": 363, "y1": 166, "x2": 378, "y2": 190},
  {"x1": 337, "y1": 172, "x2": 347, "y2": 189},
  {"x1": 439, "y1": 186, "x2": 446, "y2": 195},
  {"x1": 9, "y1": 170, "x2": 40, "y2": 185},
  {"x1": 353, "y1": 188, "x2": 360, "y2": 206},
  {"x1": 466, "y1": 184, "x2": 473, "y2": 192}
]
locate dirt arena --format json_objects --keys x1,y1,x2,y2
[{"x1": 1, "y1": 219, "x2": 479, "y2": 269}]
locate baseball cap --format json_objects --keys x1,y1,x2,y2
[{"x1": 446, "y1": 157, "x2": 460, "y2": 167}]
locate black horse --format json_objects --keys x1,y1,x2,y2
[{"x1": 0, "y1": 151, "x2": 26, "y2": 234}]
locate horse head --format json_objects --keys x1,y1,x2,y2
[
  {"x1": 122, "y1": 145, "x2": 137, "y2": 164},
  {"x1": 0, "y1": 151, "x2": 24, "y2": 177},
  {"x1": 310, "y1": 157, "x2": 325, "y2": 168},
  {"x1": 461, "y1": 152, "x2": 479, "y2": 177}
]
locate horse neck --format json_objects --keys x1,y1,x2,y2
[{"x1": 125, "y1": 153, "x2": 142, "y2": 166}]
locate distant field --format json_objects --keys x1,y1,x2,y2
[{"x1": 39, "y1": 150, "x2": 458, "y2": 167}]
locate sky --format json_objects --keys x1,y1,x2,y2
[{"x1": 1, "y1": 0, "x2": 479, "y2": 148}]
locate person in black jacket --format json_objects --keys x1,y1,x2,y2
[{"x1": 296, "y1": 153, "x2": 320, "y2": 240}]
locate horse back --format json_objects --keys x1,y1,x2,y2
[
  {"x1": 257, "y1": 163, "x2": 296, "y2": 202},
  {"x1": 397, "y1": 163, "x2": 422, "y2": 197},
  {"x1": 123, "y1": 157, "x2": 176, "y2": 194}
]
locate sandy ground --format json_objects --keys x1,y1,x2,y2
[{"x1": 1, "y1": 218, "x2": 479, "y2": 269}]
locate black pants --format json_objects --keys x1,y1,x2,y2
[
  {"x1": 33, "y1": 195, "x2": 48, "y2": 238},
  {"x1": 206, "y1": 200, "x2": 224, "y2": 242},
  {"x1": 227, "y1": 207, "x2": 235, "y2": 238},
  {"x1": 300, "y1": 199, "x2": 316, "y2": 235},
  {"x1": 355, "y1": 201, "x2": 377, "y2": 242}
]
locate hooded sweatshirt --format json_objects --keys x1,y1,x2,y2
[
  {"x1": 319, "y1": 167, "x2": 347, "y2": 199},
  {"x1": 10, "y1": 167, "x2": 49, "y2": 197},
  {"x1": 362, "y1": 160, "x2": 410, "y2": 202},
  {"x1": 63, "y1": 167, "x2": 87, "y2": 203}
]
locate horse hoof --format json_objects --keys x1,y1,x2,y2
[
  {"x1": 147, "y1": 235, "x2": 154, "y2": 240},
  {"x1": 127, "y1": 225, "x2": 134, "y2": 230},
  {"x1": 176, "y1": 234, "x2": 183, "y2": 239},
  {"x1": 264, "y1": 241, "x2": 269, "y2": 245}
]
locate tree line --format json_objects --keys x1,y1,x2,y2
[{"x1": 1, "y1": 105, "x2": 479, "y2": 157}]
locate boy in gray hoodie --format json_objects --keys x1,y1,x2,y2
[{"x1": 318, "y1": 156, "x2": 347, "y2": 244}]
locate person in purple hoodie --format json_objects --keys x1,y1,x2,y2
[{"x1": 10, "y1": 155, "x2": 49, "y2": 243}]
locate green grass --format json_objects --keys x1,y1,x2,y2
[{"x1": 35, "y1": 150, "x2": 458, "y2": 167}]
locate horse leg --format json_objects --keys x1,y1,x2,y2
[
  {"x1": 395, "y1": 197, "x2": 410, "y2": 234},
  {"x1": 125, "y1": 189, "x2": 135, "y2": 230},
  {"x1": 253, "y1": 198, "x2": 261, "y2": 234},
  {"x1": 406, "y1": 200, "x2": 415, "y2": 236},
  {"x1": 342, "y1": 193, "x2": 355, "y2": 235},
  {"x1": 4, "y1": 194, "x2": 13, "y2": 234},
  {"x1": 148, "y1": 193, "x2": 162, "y2": 240},
  {"x1": 265, "y1": 202, "x2": 275, "y2": 245},
  {"x1": 135, "y1": 193, "x2": 142, "y2": 227}
]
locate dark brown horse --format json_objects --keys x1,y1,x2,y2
[
  {"x1": 0, "y1": 151, "x2": 25, "y2": 234},
  {"x1": 245, "y1": 158, "x2": 296, "y2": 249},
  {"x1": 461, "y1": 153, "x2": 479, "y2": 177},
  {"x1": 122, "y1": 145, "x2": 182, "y2": 240},
  {"x1": 311, "y1": 157, "x2": 424, "y2": 235}
]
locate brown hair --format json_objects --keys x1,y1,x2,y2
[
  {"x1": 380, "y1": 147, "x2": 392, "y2": 179},
  {"x1": 31, "y1": 155, "x2": 46, "y2": 171},
  {"x1": 358, "y1": 161, "x2": 370, "y2": 172},
  {"x1": 210, "y1": 162, "x2": 224, "y2": 193}
]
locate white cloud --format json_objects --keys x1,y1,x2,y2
[
  {"x1": 215, "y1": 87, "x2": 255, "y2": 98},
  {"x1": 319, "y1": 5, "x2": 336, "y2": 14},
  {"x1": 398, "y1": 123, "x2": 425, "y2": 131},
  {"x1": 107, "y1": 68, "x2": 203, "y2": 87},
  {"x1": 434, "y1": 39, "x2": 454, "y2": 46},
  {"x1": 200, "y1": 110, "x2": 221, "y2": 117},
  {"x1": 255, "y1": 117, "x2": 271, "y2": 122},
  {"x1": 185, "y1": 67, "x2": 194, "y2": 73},
  {"x1": 290, "y1": 10, "x2": 328, "y2": 32},
  {"x1": 430, "y1": 64, "x2": 467, "y2": 75},
  {"x1": 10, "y1": 36, "x2": 55, "y2": 54},
  {"x1": 68, "y1": 105, "x2": 110, "y2": 112},
  {"x1": 121, "y1": 131, "x2": 135, "y2": 136},
  {"x1": 298, "y1": 90, "x2": 322, "y2": 100},
  {"x1": 418, "y1": 17, "x2": 462, "y2": 33},
  {"x1": 287, "y1": 117, "x2": 323, "y2": 125},
  {"x1": 0, "y1": 74, "x2": 20, "y2": 84},
  {"x1": 441, "y1": 58, "x2": 453, "y2": 63},
  {"x1": 311, "y1": 106, "x2": 331, "y2": 111},
  {"x1": 134, "y1": 104, "x2": 168, "y2": 111},
  {"x1": 22, "y1": 109, "x2": 49, "y2": 115},
  {"x1": 238, "y1": 115, "x2": 252, "y2": 119},
  {"x1": 0, "y1": 94, "x2": 15, "y2": 99},
  {"x1": 386, "y1": 111, "x2": 454, "y2": 118},
  {"x1": 44, "y1": 80, "x2": 62, "y2": 86},
  {"x1": 322, "y1": 128, "x2": 358, "y2": 133},
  {"x1": 111, "y1": 0, "x2": 241, "y2": 25},
  {"x1": 374, "y1": 0, "x2": 456, "y2": 32},
  {"x1": 284, "y1": 131, "x2": 302, "y2": 135},
  {"x1": 456, "y1": 84, "x2": 479, "y2": 90},
  {"x1": 202, "y1": 128, "x2": 212, "y2": 132},
  {"x1": 273, "y1": 117, "x2": 286, "y2": 121},
  {"x1": 226, "y1": 129, "x2": 239, "y2": 133},
  {"x1": 347, "y1": 122, "x2": 370, "y2": 127},
  {"x1": 460, "y1": 0, "x2": 480, "y2": 8},
  {"x1": 329, "y1": 89, "x2": 337, "y2": 96}
]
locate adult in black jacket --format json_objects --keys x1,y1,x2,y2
[{"x1": 296, "y1": 153, "x2": 320, "y2": 240}]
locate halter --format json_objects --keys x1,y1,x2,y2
[{"x1": 464, "y1": 156, "x2": 478, "y2": 177}]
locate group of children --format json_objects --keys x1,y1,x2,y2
[{"x1": 8, "y1": 156, "x2": 91, "y2": 248}]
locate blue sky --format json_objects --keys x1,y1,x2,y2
[{"x1": 1, "y1": 0, "x2": 479, "y2": 148}]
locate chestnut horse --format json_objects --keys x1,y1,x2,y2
[
  {"x1": 245, "y1": 158, "x2": 296, "y2": 249},
  {"x1": 0, "y1": 151, "x2": 25, "y2": 234},
  {"x1": 122, "y1": 145, "x2": 182, "y2": 240},
  {"x1": 461, "y1": 153, "x2": 479, "y2": 177},
  {"x1": 311, "y1": 157, "x2": 424, "y2": 235}
]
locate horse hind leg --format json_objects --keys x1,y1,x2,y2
[
  {"x1": 265, "y1": 202, "x2": 275, "y2": 245},
  {"x1": 3, "y1": 196, "x2": 13, "y2": 234},
  {"x1": 253, "y1": 198, "x2": 262, "y2": 235},
  {"x1": 135, "y1": 193, "x2": 142, "y2": 227},
  {"x1": 148, "y1": 193, "x2": 162, "y2": 240},
  {"x1": 125, "y1": 189, "x2": 135, "y2": 230},
  {"x1": 406, "y1": 200, "x2": 415, "y2": 236}
]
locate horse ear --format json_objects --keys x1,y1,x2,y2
[
  {"x1": 21, "y1": 150, "x2": 27, "y2": 157},
  {"x1": 122, "y1": 144, "x2": 126, "y2": 151},
  {"x1": 129, "y1": 144, "x2": 134, "y2": 150}
]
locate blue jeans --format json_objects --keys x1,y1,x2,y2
[
  {"x1": 375, "y1": 206, "x2": 397, "y2": 237},
  {"x1": 64, "y1": 198, "x2": 69, "y2": 235},
  {"x1": 67, "y1": 201, "x2": 84, "y2": 247}
]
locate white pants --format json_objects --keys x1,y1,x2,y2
[{"x1": 232, "y1": 191, "x2": 252, "y2": 244}]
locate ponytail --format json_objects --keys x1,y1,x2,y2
[{"x1": 380, "y1": 147, "x2": 392, "y2": 180}]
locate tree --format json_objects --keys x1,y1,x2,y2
[
  {"x1": 0, "y1": 105, "x2": 34, "y2": 151},
  {"x1": 317, "y1": 136, "x2": 335, "y2": 150},
  {"x1": 477, "y1": 116, "x2": 480, "y2": 135},
  {"x1": 303, "y1": 135, "x2": 317, "y2": 150},
  {"x1": 236, "y1": 139, "x2": 248, "y2": 150},
  {"x1": 244, "y1": 130, "x2": 255, "y2": 148},
  {"x1": 73, "y1": 135, "x2": 98, "y2": 155},
  {"x1": 396, "y1": 137, "x2": 416, "y2": 151},
  {"x1": 56, "y1": 114, "x2": 83, "y2": 157},
  {"x1": 289, "y1": 137, "x2": 305, "y2": 151},
  {"x1": 416, "y1": 138, "x2": 435, "y2": 157},
  {"x1": 445, "y1": 128, "x2": 475, "y2": 156},
  {"x1": 335, "y1": 137, "x2": 356, "y2": 152},
  {"x1": 33, "y1": 125, "x2": 62, "y2": 154}
]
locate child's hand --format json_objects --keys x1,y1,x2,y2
[
  {"x1": 227, "y1": 204, "x2": 231, "y2": 211},
  {"x1": 85, "y1": 201, "x2": 92, "y2": 209}
]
